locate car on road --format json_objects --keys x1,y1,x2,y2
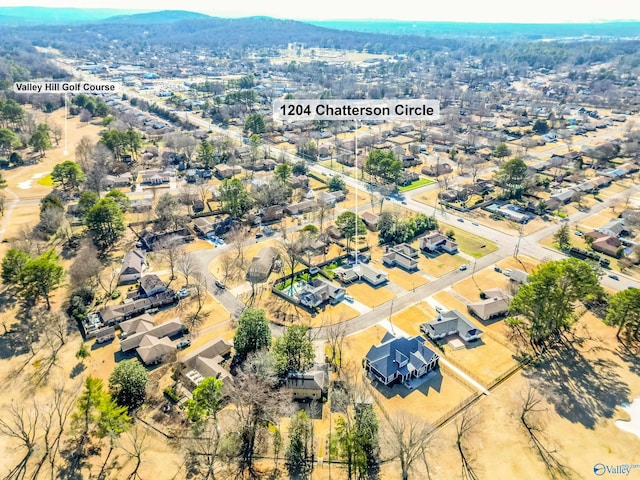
[
  {"x1": 459, "y1": 264, "x2": 468, "y2": 271},
  {"x1": 176, "y1": 339, "x2": 191, "y2": 349},
  {"x1": 215, "y1": 280, "x2": 226, "y2": 289},
  {"x1": 344, "y1": 295, "x2": 355, "y2": 303},
  {"x1": 457, "y1": 218, "x2": 464, "y2": 223},
  {"x1": 401, "y1": 200, "x2": 407, "y2": 205},
  {"x1": 472, "y1": 222, "x2": 479, "y2": 226},
  {"x1": 255, "y1": 232, "x2": 263, "y2": 239},
  {"x1": 608, "y1": 274, "x2": 620, "y2": 281}
]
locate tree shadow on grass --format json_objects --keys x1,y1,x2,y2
[
  {"x1": 614, "y1": 343, "x2": 640, "y2": 378},
  {"x1": 523, "y1": 344, "x2": 630, "y2": 429}
]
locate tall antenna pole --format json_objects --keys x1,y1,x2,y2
[{"x1": 354, "y1": 118, "x2": 358, "y2": 265}]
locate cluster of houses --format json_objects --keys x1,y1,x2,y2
[{"x1": 584, "y1": 218, "x2": 630, "y2": 258}]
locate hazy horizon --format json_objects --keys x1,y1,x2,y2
[{"x1": 1, "y1": 1, "x2": 640, "y2": 23}]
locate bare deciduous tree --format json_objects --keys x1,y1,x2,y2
[
  {"x1": 517, "y1": 387, "x2": 571, "y2": 479},
  {"x1": 0, "y1": 401, "x2": 39, "y2": 479},
  {"x1": 455, "y1": 409, "x2": 480, "y2": 480},
  {"x1": 177, "y1": 253, "x2": 200, "y2": 288},
  {"x1": 69, "y1": 241, "x2": 103, "y2": 290},
  {"x1": 383, "y1": 412, "x2": 435, "y2": 480},
  {"x1": 156, "y1": 238, "x2": 186, "y2": 285}
]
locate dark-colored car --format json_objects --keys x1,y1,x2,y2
[{"x1": 215, "y1": 280, "x2": 226, "y2": 289}]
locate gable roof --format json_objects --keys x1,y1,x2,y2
[
  {"x1": 119, "y1": 314, "x2": 155, "y2": 337},
  {"x1": 365, "y1": 335, "x2": 438, "y2": 380},
  {"x1": 120, "y1": 319, "x2": 184, "y2": 352},
  {"x1": 120, "y1": 249, "x2": 146, "y2": 277},
  {"x1": 421, "y1": 309, "x2": 483, "y2": 339},
  {"x1": 285, "y1": 369, "x2": 327, "y2": 392},
  {"x1": 467, "y1": 289, "x2": 510, "y2": 320},
  {"x1": 137, "y1": 335, "x2": 175, "y2": 365}
]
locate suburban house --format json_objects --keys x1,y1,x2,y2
[
  {"x1": 118, "y1": 249, "x2": 146, "y2": 285},
  {"x1": 296, "y1": 278, "x2": 345, "y2": 308},
  {"x1": 95, "y1": 290, "x2": 176, "y2": 326},
  {"x1": 291, "y1": 175, "x2": 309, "y2": 189},
  {"x1": 420, "y1": 232, "x2": 459, "y2": 254},
  {"x1": 179, "y1": 338, "x2": 233, "y2": 388},
  {"x1": 246, "y1": 247, "x2": 279, "y2": 283},
  {"x1": 588, "y1": 233, "x2": 623, "y2": 257},
  {"x1": 260, "y1": 205, "x2": 284, "y2": 223},
  {"x1": 120, "y1": 318, "x2": 184, "y2": 365},
  {"x1": 364, "y1": 333, "x2": 439, "y2": 386},
  {"x1": 285, "y1": 200, "x2": 316, "y2": 216},
  {"x1": 139, "y1": 169, "x2": 171, "y2": 185},
  {"x1": 95, "y1": 326, "x2": 116, "y2": 344},
  {"x1": 119, "y1": 314, "x2": 155, "y2": 338},
  {"x1": 421, "y1": 310, "x2": 483, "y2": 343},
  {"x1": 598, "y1": 219, "x2": 628, "y2": 238},
  {"x1": 359, "y1": 264, "x2": 389, "y2": 286},
  {"x1": 104, "y1": 173, "x2": 132, "y2": 189},
  {"x1": 422, "y1": 163, "x2": 453, "y2": 176},
  {"x1": 382, "y1": 244, "x2": 420, "y2": 271},
  {"x1": 192, "y1": 217, "x2": 216, "y2": 238},
  {"x1": 316, "y1": 190, "x2": 346, "y2": 207},
  {"x1": 285, "y1": 366, "x2": 329, "y2": 401},
  {"x1": 361, "y1": 211, "x2": 380, "y2": 231},
  {"x1": 129, "y1": 198, "x2": 153, "y2": 213},
  {"x1": 215, "y1": 164, "x2": 242, "y2": 179},
  {"x1": 467, "y1": 289, "x2": 510, "y2": 321},
  {"x1": 139, "y1": 275, "x2": 167, "y2": 298}
]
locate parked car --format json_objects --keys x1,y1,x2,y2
[
  {"x1": 471, "y1": 222, "x2": 479, "y2": 226},
  {"x1": 503, "y1": 269, "x2": 512, "y2": 277},
  {"x1": 435, "y1": 304, "x2": 444, "y2": 313},
  {"x1": 457, "y1": 218, "x2": 464, "y2": 223},
  {"x1": 459, "y1": 264, "x2": 468, "y2": 271},
  {"x1": 177, "y1": 288, "x2": 190, "y2": 298},
  {"x1": 574, "y1": 230, "x2": 584, "y2": 236},
  {"x1": 176, "y1": 339, "x2": 191, "y2": 349},
  {"x1": 608, "y1": 274, "x2": 620, "y2": 281},
  {"x1": 344, "y1": 295, "x2": 355, "y2": 303},
  {"x1": 494, "y1": 266, "x2": 502, "y2": 273}
]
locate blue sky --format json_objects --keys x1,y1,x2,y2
[{"x1": 3, "y1": 0, "x2": 640, "y2": 22}]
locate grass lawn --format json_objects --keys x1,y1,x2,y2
[
  {"x1": 442, "y1": 334, "x2": 518, "y2": 385},
  {"x1": 448, "y1": 226, "x2": 499, "y2": 258},
  {"x1": 390, "y1": 303, "x2": 436, "y2": 337},
  {"x1": 398, "y1": 177, "x2": 434, "y2": 192},
  {"x1": 37, "y1": 173, "x2": 54, "y2": 186},
  {"x1": 346, "y1": 282, "x2": 396, "y2": 308},
  {"x1": 416, "y1": 252, "x2": 466, "y2": 277}
]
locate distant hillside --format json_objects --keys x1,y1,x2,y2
[
  {"x1": 310, "y1": 20, "x2": 640, "y2": 39},
  {"x1": 0, "y1": 15, "x2": 448, "y2": 55},
  {"x1": 103, "y1": 10, "x2": 211, "y2": 24},
  {"x1": 0, "y1": 7, "x2": 141, "y2": 25}
]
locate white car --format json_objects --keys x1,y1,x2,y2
[
  {"x1": 504, "y1": 269, "x2": 512, "y2": 277},
  {"x1": 344, "y1": 295, "x2": 355, "y2": 303},
  {"x1": 435, "y1": 305, "x2": 444, "y2": 313},
  {"x1": 459, "y1": 264, "x2": 468, "y2": 271}
]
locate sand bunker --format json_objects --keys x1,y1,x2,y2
[{"x1": 616, "y1": 397, "x2": 640, "y2": 439}]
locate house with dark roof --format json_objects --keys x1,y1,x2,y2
[
  {"x1": 119, "y1": 249, "x2": 146, "y2": 285},
  {"x1": 364, "y1": 333, "x2": 439, "y2": 386},
  {"x1": 246, "y1": 247, "x2": 279, "y2": 283},
  {"x1": 139, "y1": 275, "x2": 167, "y2": 298},
  {"x1": 420, "y1": 310, "x2": 483, "y2": 343},
  {"x1": 179, "y1": 338, "x2": 233, "y2": 388},
  {"x1": 420, "y1": 232, "x2": 458, "y2": 254},
  {"x1": 382, "y1": 244, "x2": 419, "y2": 271},
  {"x1": 285, "y1": 367, "x2": 328, "y2": 401},
  {"x1": 467, "y1": 289, "x2": 510, "y2": 321}
]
